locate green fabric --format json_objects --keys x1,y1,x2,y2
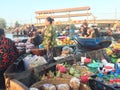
[{"x1": 42, "y1": 25, "x2": 56, "y2": 48}]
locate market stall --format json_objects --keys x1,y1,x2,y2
[{"x1": 4, "y1": 35, "x2": 120, "y2": 90}]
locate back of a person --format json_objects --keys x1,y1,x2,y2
[
  {"x1": 91, "y1": 28, "x2": 100, "y2": 38},
  {"x1": 0, "y1": 37, "x2": 19, "y2": 89},
  {"x1": 32, "y1": 34, "x2": 43, "y2": 47},
  {"x1": 0, "y1": 29, "x2": 19, "y2": 89},
  {"x1": 82, "y1": 27, "x2": 88, "y2": 37},
  {"x1": 0, "y1": 39, "x2": 18, "y2": 66}
]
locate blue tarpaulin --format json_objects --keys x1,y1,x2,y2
[{"x1": 75, "y1": 37, "x2": 112, "y2": 50}]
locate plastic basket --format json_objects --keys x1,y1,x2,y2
[
  {"x1": 86, "y1": 49, "x2": 105, "y2": 60},
  {"x1": 31, "y1": 78, "x2": 91, "y2": 90},
  {"x1": 87, "y1": 62, "x2": 100, "y2": 73},
  {"x1": 80, "y1": 49, "x2": 111, "y2": 62},
  {"x1": 89, "y1": 79, "x2": 120, "y2": 90}
]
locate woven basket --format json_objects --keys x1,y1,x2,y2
[
  {"x1": 75, "y1": 65, "x2": 88, "y2": 71},
  {"x1": 31, "y1": 78, "x2": 70, "y2": 89},
  {"x1": 79, "y1": 83, "x2": 91, "y2": 90},
  {"x1": 31, "y1": 78, "x2": 70, "y2": 87},
  {"x1": 61, "y1": 73, "x2": 74, "y2": 79},
  {"x1": 31, "y1": 78, "x2": 91, "y2": 90},
  {"x1": 74, "y1": 65, "x2": 94, "y2": 76},
  {"x1": 31, "y1": 49, "x2": 45, "y2": 56}
]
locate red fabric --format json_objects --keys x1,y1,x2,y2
[
  {"x1": 0, "y1": 37, "x2": 19, "y2": 69},
  {"x1": 104, "y1": 66, "x2": 112, "y2": 69}
]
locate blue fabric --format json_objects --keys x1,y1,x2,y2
[
  {"x1": 69, "y1": 29, "x2": 74, "y2": 34},
  {"x1": 39, "y1": 44, "x2": 44, "y2": 49},
  {"x1": 76, "y1": 37, "x2": 111, "y2": 50}
]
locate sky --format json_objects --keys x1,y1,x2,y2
[{"x1": 0, "y1": 0, "x2": 120, "y2": 26}]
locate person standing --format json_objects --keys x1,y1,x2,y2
[
  {"x1": 65, "y1": 25, "x2": 70, "y2": 36},
  {"x1": 42, "y1": 17, "x2": 56, "y2": 60},
  {"x1": 16, "y1": 28, "x2": 19, "y2": 35},
  {"x1": 81, "y1": 20, "x2": 89, "y2": 37},
  {"x1": 28, "y1": 25, "x2": 36, "y2": 37},
  {"x1": 0, "y1": 28, "x2": 19, "y2": 89}
]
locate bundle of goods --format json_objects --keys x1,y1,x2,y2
[
  {"x1": 26, "y1": 41, "x2": 35, "y2": 53},
  {"x1": 32, "y1": 56, "x2": 92, "y2": 90},
  {"x1": 105, "y1": 43, "x2": 120, "y2": 63},
  {"x1": 14, "y1": 38, "x2": 35, "y2": 54},
  {"x1": 78, "y1": 49, "x2": 111, "y2": 73},
  {"x1": 53, "y1": 46, "x2": 74, "y2": 61},
  {"x1": 86, "y1": 57, "x2": 115, "y2": 74},
  {"x1": 23, "y1": 54, "x2": 47, "y2": 70},
  {"x1": 14, "y1": 38, "x2": 26, "y2": 52},
  {"x1": 4, "y1": 54, "x2": 78, "y2": 90},
  {"x1": 56, "y1": 36, "x2": 75, "y2": 46},
  {"x1": 58, "y1": 46, "x2": 73, "y2": 57},
  {"x1": 61, "y1": 46, "x2": 74, "y2": 56},
  {"x1": 53, "y1": 45, "x2": 75, "y2": 59},
  {"x1": 89, "y1": 64, "x2": 120, "y2": 90},
  {"x1": 30, "y1": 77, "x2": 90, "y2": 90},
  {"x1": 56, "y1": 64, "x2": 93, "y2": 80},
  {"x1": 39, "y1": 63, "x2": 93, "y2": 85},
  {"x1": 88, "y1": 58, "x2": 120, "y2": 90},
  {"x1": 16, "y1": 42, "x2": 26, "y2": 50}
]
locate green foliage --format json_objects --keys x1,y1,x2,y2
[
  {"x1": 55, "y1": 24, "x2": 77, "y2": 32},
  {"x1": 15, "y1": 21, "x2": 20, "y2": 27},
  {"x1": 0, "y1": 18, "x2": 6, "y2": 29},
  {"x1": 70, "y1": 24, "x2": 77, "y2": 30},
  {"x1": 97, "y1": 23, "x2": 114, "y2": 28},
  {"x1": 55, "y1": 24, "x2": 66, "y2": 32}
]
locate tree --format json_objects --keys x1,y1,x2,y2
[
  {"x1": 97, "y1": 23, "x2": 114, "y2": 28},
  {"x1": 15, "y1": 21, "x2": 20, "y2": 27},
  {"x1": 70, "y1": 24, "x2": 77, "y2": 30},
  {"x1": 55, "y1": 24, "x2": 66, "y2": 32},
  {"x1": 0, "y1": 18, "x2": 6, "y2": 29},
  {"x1": 56, "y1": 24, "x2": 77, "y2": 32}
]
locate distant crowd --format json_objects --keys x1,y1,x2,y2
[
  {"x1": 5, "y1": 20, "x2": 120, "y2": 39},
  {"x1": 12, "y1": 24, "x2": 36, "y2": 36},
  {"x1": 54, "y1": 20, "x2": 120, "y2": 39}
]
